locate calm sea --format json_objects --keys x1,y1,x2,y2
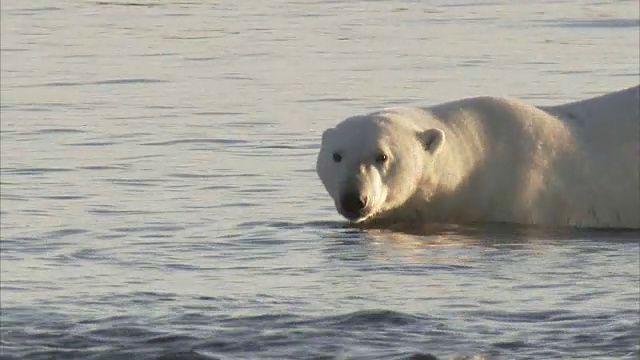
[{"x1": 1, "y1": 1, "x2": 639, "y2": 359}]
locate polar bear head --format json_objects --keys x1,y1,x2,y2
[{"x1": 316, "y1": 112, "x2": 445, "y2": 223}]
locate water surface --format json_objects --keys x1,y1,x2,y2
[{"x1": 1, "y1": 1, "x2": 639, "y2": 359}]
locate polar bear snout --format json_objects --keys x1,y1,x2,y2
[{"x1": 339, "y1": 191, "x2": 369, "y2": 221}]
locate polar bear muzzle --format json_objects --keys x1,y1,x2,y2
[{"x1": 338, "y1": 190, "x2": 369, "y2": 221}]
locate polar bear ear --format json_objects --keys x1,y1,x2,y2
[
  {"x1": 321, "y1": 128, "x2": 335, "y2": 145},
  {"x1": 420, "y1": 128, "x2": 445, "y2": 155}
]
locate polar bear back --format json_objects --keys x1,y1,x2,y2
[
  {"x1": 541, "y1": 86, "x2": 640, "y2": 228},
  {"x1": 398, "y1": 89, "x2": 639, "y2": 228}
]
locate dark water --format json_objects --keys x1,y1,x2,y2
[
  {"x1": 1, "y1": 225, "x2": 639, "y2": 359},
  {"x1": 1, "y1": 1, "x2": 639, "y2": 359}
]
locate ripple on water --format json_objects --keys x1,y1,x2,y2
[
  {"x1": 0, "y1": 167, "x2": 75, "y2": 175},
  {"x1": 3, "y1": 306, "x2": 470, "y2": 359}
]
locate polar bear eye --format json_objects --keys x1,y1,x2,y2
[
  {"x1": 375, "y1": 153, "x2": 388, "y2": 163},
  {"x1": 332, "y1": 152, "x2": 342, "y2": 163}
]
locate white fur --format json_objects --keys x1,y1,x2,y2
[{"x1": 316, "y1": 86, "x2": 640, "y2": 229}]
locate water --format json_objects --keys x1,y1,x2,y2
[{"x1": 1, "y1": 1, "x2": 639, "y2": 359}]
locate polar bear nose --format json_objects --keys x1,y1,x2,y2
[{"x1": 340, "y1": 191, "x2": 368, "y2": 213}]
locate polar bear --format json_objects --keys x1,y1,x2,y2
[{"x1": 316, "y1": 85, "x2": 640, "y2": 229}]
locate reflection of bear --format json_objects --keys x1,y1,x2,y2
[{"x1": 316, "y1": 86, "x2": 640, "y2": 229}]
